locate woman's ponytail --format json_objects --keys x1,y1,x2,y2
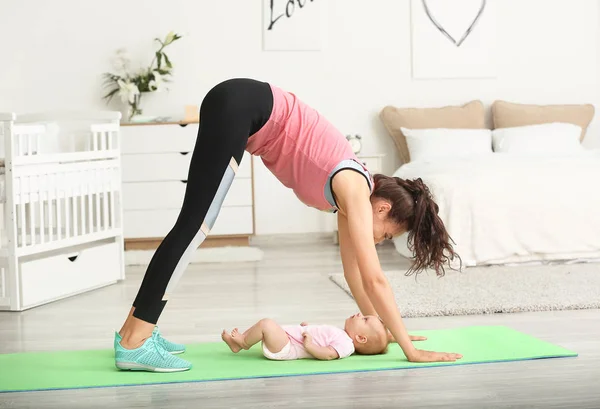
[{"x1": 372, "y1": 175, "x2": 461, "y2": 276}]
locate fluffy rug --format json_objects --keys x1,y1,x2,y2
[
  {"x1": 125, "y1": 246, "x2": 264, "y2": 266},
  {"x1": 329, "y1": 263, "x2": 600, "y2": 317}
]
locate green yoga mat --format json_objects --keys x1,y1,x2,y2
[{"x1": 0, "y1": 325, "x2": 577, "y2": 393}]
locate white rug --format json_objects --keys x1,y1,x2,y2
[
  {"x1": 125, "y1": 246, "x2": 264, "y2": 266},
  {"x1": 329, "y1": 263, "x2": 600, "y2": 317}
]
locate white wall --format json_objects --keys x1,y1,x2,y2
[{"x1": 1, "y1": 0, "x2": 598, "y2": 235}]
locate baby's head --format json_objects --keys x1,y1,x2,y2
[{"x1": 344, "y1": 313, "x2": 388, "y2": 355}]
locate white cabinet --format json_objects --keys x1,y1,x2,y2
[
  {"x1": 19, "y1": 241, "x2": 121, "y2": 308},
  {"x1": 356, "y1": 154, "x2": 385, "y2": 175},
  {"x1": 120, "y1": 122, "x2": 255, "y2": 247}
]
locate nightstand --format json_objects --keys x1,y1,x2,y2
[
  {"x1": 332, "y1": 153, "x2": 386, "y2": 244},
  {"x1": 356, "y1": 153, "x2": 385, "y2": 175}
]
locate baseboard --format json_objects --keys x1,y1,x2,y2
[
  {"x1": 125, "y1": 235, "x2": 250, "y2": 250},
  {"x1": 125, "y1": 246, "x2": 263, "y2": 265},
  {"x1": 250, "y1": 232, "x2": 335, "y2": 247},
  {"x1": 125, "y1": 232, "x2": 394, "y2": 251},
  {"x1": 248, "y1": 232, "x2": 397, "y2": 249}
]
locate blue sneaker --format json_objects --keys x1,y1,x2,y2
[
  {"x1": 114, "y1": 331, "x2": 192, "y2": 373},
  {"x1": 152, "y1": 327, "x2": 186, "y2": 355},
  {"x1": 114, "y1": 327, "x2": 186, "y2": 355}
]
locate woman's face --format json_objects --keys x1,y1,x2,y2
[{"x1": 371, "y1": 198, "x2": 405, "y2": 244}]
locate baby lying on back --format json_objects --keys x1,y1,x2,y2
[{"x1": 221, "y1": 313, "x2": 389, "y2": 360}]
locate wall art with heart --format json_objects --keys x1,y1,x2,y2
[{"x1": 411, "y1": 0, "x2": 497, "y2": 79}]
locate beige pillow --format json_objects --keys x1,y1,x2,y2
[
  {"x1": 380, "y1": 100, "x2": 486, "y2": 164},
  {"x1": 492, "y1": 100, "x2": 595, "y2": 141}
]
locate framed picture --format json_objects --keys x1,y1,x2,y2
[
  {"x1": 262, "y1": 0, "x2": 323, "y2": 51},
  {"x1": 411, "y1": 0, "x2": 497, "y2": 79}
]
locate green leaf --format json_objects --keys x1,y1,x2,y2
[
  {"x1": 102, "y1": 73, "x2": 120, "y2": 82},
  {"x1": 101, "y1": 73, "x2": 122, "y2": 89},
  {"x1": 102, "y1": 79, "x2": 118, "y2": 88},
  {"x1": 103, "y1": 88, "x2": 119, "y2": 103},
  {"x1": 163, "y1": 53, "x2": 172, "y2": 68},
  {"x1": 156, "y1": 51, "x2": 162, "y2": 69}
]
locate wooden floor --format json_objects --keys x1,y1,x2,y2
[{"x1": 1, "y1": 236, "x2": 599, "y2": 408}]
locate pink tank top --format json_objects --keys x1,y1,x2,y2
[{"x1": 246, "y1": 84, "x2": 371, "y2": 211}]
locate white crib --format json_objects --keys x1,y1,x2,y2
[{"x1": 0, "y1": 111, "x2": 125, "y2": 311}]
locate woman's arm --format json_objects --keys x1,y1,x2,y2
[
  {"x1": 338, "y1": 211, "x2": 378, "y2": 316},
  {"x1": 333, "y1": 172, "x2": 461, "y2": 363},
  {"x1": 337, "y1": 208, "x2": 418, "y2": 359},
  {"x1": 337, "y1": 230, "x2": 427, "y2": 343}
]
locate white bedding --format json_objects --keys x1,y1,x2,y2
[{"x1": 392, "y1": 151, "x2": 600, "y2": 267}]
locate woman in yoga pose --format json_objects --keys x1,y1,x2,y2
[{"x1": 114, "y1": 78, "x2": 462, "y2": 372}]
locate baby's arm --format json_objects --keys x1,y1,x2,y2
[{"x1": 302, "y1": 333, "x2": 339, "y2": 360}]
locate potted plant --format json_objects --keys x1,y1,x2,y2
[{"x1": 102, "y1": 31, "x2": 182, "y2": 121}]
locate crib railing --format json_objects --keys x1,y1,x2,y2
[
  {"x1": 0, "y1": 112, "x2": 123, "y2": 257},
  {"x1": 7, "y1": 161, "x2": 122, "y2": 256},
  {"x1": 11, "y1": 124, "x2": 44, "y2": 157},
  {"x1": 11, "y1": 122, "x2": 120, "y2": 165}
]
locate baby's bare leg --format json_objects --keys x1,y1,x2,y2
[{"x1": 231, "y1": 318, "x2": 289, "y2": 353}]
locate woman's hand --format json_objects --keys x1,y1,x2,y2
[
  {"x1": 387, "y1": 330, "x2": 427, "y2": 343},
  {"x1": 410, "y1": 335, "x2": 427, "y2": 341},
  {"x1": 387, "y1": 330, "x2": 460, "y2": 362},
  {"x1": 407, "y1": 349, "x2": 463, "y2": 363}
]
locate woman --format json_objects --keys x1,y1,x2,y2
[{"x1": 114, "y1": 78, "x2": 462, "y2": 372}]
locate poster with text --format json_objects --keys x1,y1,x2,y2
[{"x1": 263, "y1": 0, "x2": 323, "y2": 51}]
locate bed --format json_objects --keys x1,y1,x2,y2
[
  {"x1": 392, "y1": 150, "x2": 600, "y2": 267},
  {"x1": 380, "y1": 100, "x2": 600, "y2": 267},
  {"x1": 0, "y1": 111, "x2": 124, "y2": 311}
]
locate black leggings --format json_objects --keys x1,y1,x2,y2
[{"x1": 132, "y1": 78, "x2": 273, "y2": 324}]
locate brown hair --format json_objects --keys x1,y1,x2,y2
[{"x1": 371, "y1": 174, "x2": 461, "y2": 276}]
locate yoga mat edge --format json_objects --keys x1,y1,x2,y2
[{"x1": 0, "y1": 325, "x2": 578, "y2": 393}]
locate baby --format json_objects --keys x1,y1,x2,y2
[{"x1": 221, "y1": 313, "x2": 388, "y2": 360}]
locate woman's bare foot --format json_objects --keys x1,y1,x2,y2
[
  {"x1": 221, "y1": 330, "x2": 242, "y2": 353},
  {"x1": 231, "y1": 328, "x2": 249, "y2": 350}
]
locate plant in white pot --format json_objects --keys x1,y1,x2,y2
[{"x1": 102, "y1": 31, "x2": 182, "y2": 121}]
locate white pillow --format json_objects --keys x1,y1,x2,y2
[
  {"x1": 492, "y1": 122, "x2": 583, "y2": 154},
  {"x1": 401, "y1": 127, "x2": 493, "y2": 162}
]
